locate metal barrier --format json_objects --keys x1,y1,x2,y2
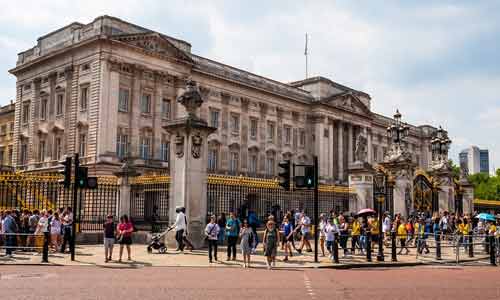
[{"x1": 0, "y1": 232, "x2": 50, "y2": 263}]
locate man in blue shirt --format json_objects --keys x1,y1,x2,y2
[
  {"x1": 3, "y1": 210, "x2": 18, "y2": 257},
  {"x1": 225, "y1": 212, "x2": 240, "y2": 261}
]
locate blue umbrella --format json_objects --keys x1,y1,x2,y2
[{"x1": 475, "y1": 213, "x2": 497, "y2": 222}]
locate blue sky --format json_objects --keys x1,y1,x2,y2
[{"x1": 0, "y1": 0, "x2": 499, "y2": 172}]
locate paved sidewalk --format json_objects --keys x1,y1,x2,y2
[{"x1": 0, "y1": 242, "x2": 490, "y2": 269}]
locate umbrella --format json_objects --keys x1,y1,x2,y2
[
  {"x1": 475, "y1": 213, "x2": 496, "y2": 222},
  {"x1": 356, "y1": 208, "x2": 376, "y2": 217}
]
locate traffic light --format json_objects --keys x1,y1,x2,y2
[
  {"x1": 58, "y1": 156, "x2": 72, "y2": 188},
  {"x1": 278, "y1": 160, "x2": 291, "y2": 190},
  {"x1": 76, "y1": 166, "x2": 88, "y2": 189},
  {"x1": 295, "y1": 165, "x2": 315, "y2": 189}
]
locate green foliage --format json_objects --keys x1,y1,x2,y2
[
  {"x1": 449, "y1": 160, "x2": 460, "y2": 180},
  {"x1": 469, "y1": 171, "x2": 500, "y2": 200}
]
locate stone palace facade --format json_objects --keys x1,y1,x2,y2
[{"x1": 9, "y1": 15, "x2": 437, "y2": 182}]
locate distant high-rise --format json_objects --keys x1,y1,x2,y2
[{"x1": 459, "y1": 146, "x2": 489, "y2": 175}]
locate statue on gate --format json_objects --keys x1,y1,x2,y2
[{"x1": 354, "y1": 133, "x2": 368, "y2": 163}]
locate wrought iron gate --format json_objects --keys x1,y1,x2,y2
[{"x1": 413, "y1": 174, "x2": 438, "y2": 213}]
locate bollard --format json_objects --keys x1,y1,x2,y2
[
  {"x1": 391, "y1": 231, "x2": 397, "y2": 262},
  {"x1": 333, "y1": 233, "x2": 339, "y2": 264},
  {"x1": 489, "y1": 236, "x2": 496, "y2": 266},
  {"x1": 42, "y1": 232, "x2": 49, "y2": 263},
  {"x1": 468, "y1": 234, "x2": 474, "y2": 258},
  {"x1": 435, "y1": 233, "x2": 442, "y2": 260},
  {"x1": 366, "y1": 232, "x2": 372, "y2": 262}
]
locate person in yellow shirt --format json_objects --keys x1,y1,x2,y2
[
  {"x1": 397, "y1": 219, "x2": 409, "y2": 255},
  {"x1": 351, "y1": 218, "x2": 361, "y2": 254},
  {"x1": 370, "y1": 217, "x2": 380, "y2": 250}
]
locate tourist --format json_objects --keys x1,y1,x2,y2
[
  {"x1": 60, "y1": 207, "x2": 73, "y2": 254},
  {"x1": 351, "y1": 217, "x2": 361, "y2": 254},
  {"x1": 37, "y1": 210, "x2": 50, "y2": 255},
  {"x1": 382, "y1": 212, "x2": 391, "y2": 246},
  {"x1": 27, "y1": 210, "x2": 40, "y2": 250},
  {"x1": 248, "y1": 210, "x2": 259, "y2": 252},
  {"x1": 297, "y1": 211, "x2": 312, "y2": 253},
  {"x1": 3, "y1": 210, "x2": 18, "y2": 258},
  {"x1": 225, "y1": 211, "x2": 240, "y2": 261},
  {"x1": 239, "y1": 219, "x2": 254, "y2": 268},
  {"x1": 262, "y1": 220, "x2": 280, "y2": 269},
  {"x1": 217, "y1": 213, "x2": 226, "y2": 246},
  {"x1": 20, "y1": 209, "x2": 30, "y2": 251},
  {"x1": 325, "y1": 218, "x2": 338, "y2": 260},
  {"x1": 397, "y1": 218, "x2": 409, "y2": 255},
  {"x1": 117, "y1": 214, "x2": 133, "y2": 262},
  {"x1": 50, "y1": 212, "x2": 62, "y2": 253},
  {"x1": 369, "y1": 215, "x2": 380, "y2": 251},
  {"x1": 406, "y1": 217, "x2": 414, "y2": 247},
  {"x1": 182, "y1": 209, "x2": 195, "y2": 252},
  {"x1": 416, "y1": 218, "x2": 429, "y2": 254},
  {"x1": 281, "y1": 216, "x2": 294, "y2": 262},
  {"x1": 171, "y1": 206, "x2": 186, "y2": 252},
  {"x1": 338, "y1": 215, "x2": 350, "y2": 257},
  {"x1": 205, "y1": 215, "x2": 219, "y2": 264},
  {"x1": 103, "y1": 214, "x2": 116, "y2": 262},
  {"x1": 318, "y1": 214, "x2": 326, "y2": 257}
]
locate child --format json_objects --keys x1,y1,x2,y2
[
  {"x1": 103, "y1": 214, "x2": 116, "y2": 263},
  {"x1": 397, "y1": 219, "x2": 409, "y2": 255}
]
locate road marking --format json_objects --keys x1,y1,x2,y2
[{"x1": 303, "y1": 273, "x2": 316, "y2": 299}]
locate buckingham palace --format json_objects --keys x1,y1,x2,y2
[{"x1": 9, "y1": 15, "x2": 437, "y2": 182}]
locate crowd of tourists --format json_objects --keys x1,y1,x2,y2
[
  {"x1": 200, "y1": 208, "x2": 500, "y2": 268},
  {"x1": 0, "y1": 207, "x2": 74, "y2": 258}
]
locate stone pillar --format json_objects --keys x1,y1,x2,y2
[
  {"x1": 337, "y1": 121, "x2": 344, "y2": 181},
  {"x1": 328, "y1": 121, "x2": 334, "y2": 181},
  {"x1": 348, "y1": 123, "x2": 353, "y2": 164},
  {"x1": 114, "y1": 161, "x2": 140, "y2": 217},
  {"x1": 461, "y1": 182, "x2": 474, "y2": 214},
  {"x1": 165, "y1": 80, "x2": 216, "y2": 248},
  {"x1": 367, "y1": 129, "x2": 373, "y2": 164},
  {"x1": 348, "y1": 164, "x2": 374, "y2": 213}
]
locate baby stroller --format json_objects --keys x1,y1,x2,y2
[{"x1": 147, "y1": 227, "x2": 173, "y2": 254}]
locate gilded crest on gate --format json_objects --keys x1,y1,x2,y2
[
  {"x1": 191, "y1": 133, "x2": 202, "y2": 159},
  {"x1": 175, "y1": 134, "x2": 184, "y2": 158}
]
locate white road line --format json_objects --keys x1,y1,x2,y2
[{"x1": 303, "y1": 273, "x2": 316, "y2": 299}]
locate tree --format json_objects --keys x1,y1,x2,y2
[{"x1": 469, "y1": 171, "x2": 500, "y2": 200}]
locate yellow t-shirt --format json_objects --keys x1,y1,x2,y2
[
  {"x1": 370, "y1": 220, "x2": 380, "y2": 235},
  {"x1": 458, "y1": 223, "x2": 470, "y2": 235},
  {"x1": 489, "y1": 224, "x2": 497, "y2": 235},
  {"x1": 352, "y1": 221, "x2": 360, "y2": 236},
  {"x1": 397, "y1": 224, "x2": 407, "y2": 239}
]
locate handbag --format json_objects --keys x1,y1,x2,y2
[{"x1": 205, "y1": 224, "x2": 216, "y2": 241}]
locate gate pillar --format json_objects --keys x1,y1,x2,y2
[
  {"x1": 348, "y1": 162, "x2": 374, "y2": 212},
  {"x1": 114, "y1": 159, "x2": 140, "y2": 218},
  {"x1": 164, "y1": 80, "x2": 216, "y2": 248}
]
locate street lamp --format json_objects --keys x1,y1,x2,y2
[
  {"x1": 431, "y1": 126, "x2": 452, "y2": 162},
  {"x1": 387, "y1": 109, "x2": 410, "y2": 145},
  {"x1": 373, "y1": 171, "x2": 386, "y2": 262}
]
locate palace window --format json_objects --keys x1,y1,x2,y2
[
  {"x1": 161, "y1": 98, "x2": 171, "y2": 119},
  {"x1": 40, "y1": 98, "x2": 48, "y2": 120},
  {"x1": 80, "y1": 86, "x2": 89, "y2": 110},
  {"x1": 141, "y1": 93, "x2": 152, "y2": 114},
  {"x1": 208, "y1": 149, "x2": 218, "y2": 171},
  {"x1": 249, "y1": 154, "x2": 258, "y2": 175},
  {"x1": 266, "y1": 155, "x2": 275, "y2": 176},
  {"x1": 250, "y1": 118, "x2": 258, "y2": 139},
  {"x1": 229, "y1": 152, "x2": 239, "y2": 174},
  {"x1": 116, "y1": 133, "x2": 129, "y2": 158},
  {"x1": 139, "y1": 136, "x2": 151, "y2": 160},
  {"x1": 284, "y1": 126, "x2": 291, "y2": 145},
  {"x1": 373, "y1": 145, "x2": 378, "y2": 162},
  {"x1": 230, "y1": 114, "x2": 240, "y2": 134},
  {"x1": 22, "y1": 103, "x2": 30, "y2": 124},
  {"x1": 20, "y1": 142, "x2": 28, "y2": 165},
  {"x1": 299, "y1": 129, "x2": 306, "y2": 147},
  {"x1": 118, "y1": 88, "x2": 129, "y2": 112},
  {"x1": 8, "y1": 146, "x2": 13, "y2": 165},
  {"x1": 160, "y1": 137, "x2": 170, "y2": 162},
  {"x1": 0, "y1": 125, "x2": 6, "y2": 135},
  {"x1": 292, "y1": 128, "x2": 298, "y2": 148},
  {"x1": 0, "y1": 147, "x2": 4, "y2": 165},
  {"x1": 9, "y1": 122, "x2": 13, "y2": 134},
  {"x1": 79, "y1": 133, "x2": 87, "y2": 157},
  {"x1": 38, "y1": 140, "x2": 45, "y2": 162},
  {"x1": 267, "y1": 121, "x2": 275, "y2": 142},
  {"x1": 210, "y1": 109, "x2": 219, "y2": 128},
  {"x1": 54, "y1": 137, "x2": 62, "y2": 160},
  {"x1": 56, "y1": 94, "x2": 64, "y2": 116}
]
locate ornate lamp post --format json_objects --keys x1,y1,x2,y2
[
  {"x1": 431, "y1": 126, "x2": 452, "y2": 163},
  {"x1": 387, "y1": 109, "x2": 410, "y2": 145},
  {"x1": 373, "y1": 171, "x2": 386, "y2": 261}
]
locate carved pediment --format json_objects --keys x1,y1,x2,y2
[
  {"x1": 324, "y1": 92, "x2": 371, "y2": 116},
  {"x1": 113, "y1": 32, "x2": 193, "y2": 63}
]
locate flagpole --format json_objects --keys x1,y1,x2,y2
[{"x1": 305, "y1": 33, "x2": 308, "y2": 79}]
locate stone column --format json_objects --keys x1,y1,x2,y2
[
  {"x1": 328, "y1": 120, "x2": 334, "y2": 181},
  {"x1": 367, "y1": 129, "x2": 373, "y2": 164},
  {"x1": 348, "y1": 123, "x2": 353, "y2": 164},
  {"x1": 349, "y1": 164, "x2": 374, "y2": 213},
  {"x1": 337, "y1": 120, "x2": 344, "y2": 181},
  {"x1": 114, "y1": 161, "x2": 140, "y2": 217}
]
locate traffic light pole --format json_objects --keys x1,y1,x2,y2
[
  {"x1": 313, "y1": 156, "x2": 319, "y2": 263},
  {"x1": 70, "y1": 153, "x2": 79, "y2": 261}
]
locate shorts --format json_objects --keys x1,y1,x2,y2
[
  {"x1": 119, "y1": 236, "x2": 132, "y2": 245},
  {"x1": 104, "y1": 238, "x2": 115, "y2": 248},
  {"x1": 301, "y1": 232, "x2": 311, "y2": 240}
]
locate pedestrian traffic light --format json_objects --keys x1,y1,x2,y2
[
  {"x1": 76, "y1": 166, "x2": 88, "y2": 189},
  {"x1": 304, "y1": 165, "x2": 315, "y2": 188},
  {"x1": 58, "y1": 156, "x2": 72, "y2": 188},
  {"x1": 295, "y1": 165, "x2": 315, "y2": 189},
  {"x1": 278, "y1": 160, "x2": 291, "y2": 190}
]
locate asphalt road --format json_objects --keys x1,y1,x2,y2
[{"x1": 1, "y1": 266, "x2": 499, "y2": 300}]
